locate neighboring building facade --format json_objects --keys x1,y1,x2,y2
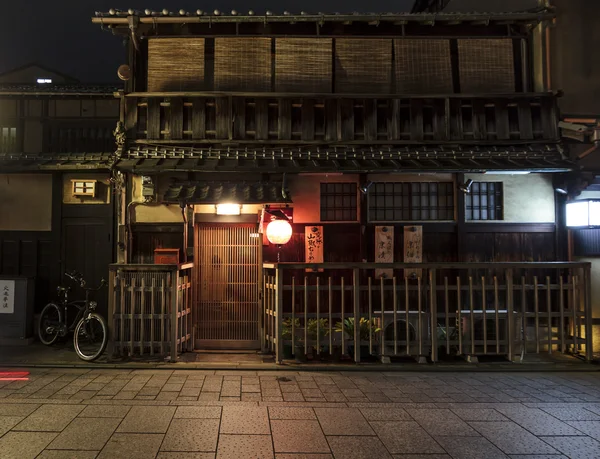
[
  {"x1": 90, "y1": 7, "x2": 576, "y2": 351},
  {"x1": 0, "y1": 63, "x2": 119, "y2": 316}
]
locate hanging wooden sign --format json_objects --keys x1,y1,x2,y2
[
  {"x1": 375, "y1": 226, "x2": 394, "y2": 279},
  {"x1": 305, "y1": 226, "x2": 324, "y2": 272},
  {"x1": 404, "y1": 225, "x2": 423, "y2": 279}
]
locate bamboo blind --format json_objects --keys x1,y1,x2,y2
[
  {"x1": 458, "y1": 39, "x2": 516, "y2": 93},
  {"x1": 394, "y1": 39, "x2": 453, "y2": 94},
  {"x1": 335, "y1": 38, "x2": 392, "y2": 94},
  {"x1": 275, "y1": 38, "x2": 332, "y2": 93},
  {"x1": 147, "y1": 38, "x2": 205, "y2": 91},
  {"x1": 214, "y1": 38, "x2": 272, "y2": 91}
]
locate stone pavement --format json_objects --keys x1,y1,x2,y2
[{"x1": 1, "y1": 369, "x2": 600, "y2": 458}]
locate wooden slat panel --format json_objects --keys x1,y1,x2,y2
[
  {"x1": 449, "y1": 99, "x2": 463, "y2": 140},
  {"x1": 275, "y1": 38, "x2": 332, "y2": 92},
  {"x1": 214, "y1": 38, "x2": 272, "y2": 91},
  {"x1": 458, "y1": 39, "x2": 515, "y2": 93},
  {"x1": 255, "y1": 99, "x2": 269, "y2": 140},
  {"x1": 339, "y1": 99, "x2": 355, "y2": 140},
  {"x1": 363, "y1": 99, "x2": 377, "y2": 141},
  {"x1": 192, "y1": 99, "x2": 206, "y2": 139},
  {"x1": 325, "y1": 99, "x2": 338, "y2": 141},
  {"x1": 472, "y1": 99, "x2": 486, "y2": 140},
  {"x1": 147, "y1": 99, "x2": 161, "y2": 139},
  {"x1": 169, "y1": 99, "x2": 184, "y2": 140},
  {"x1": 518, "y1": 100, "x2": 534, "y2": 140},
  {"x1": 388, "y1": 99, "x2": 401, "y2": 140},
  {"x1": 301, "y1": 99, "x2": 315, "y2": 141},
  {"x1": 124, "y1": 97, "x2": 138, "y2": 134},
  {"x1": 232, "y1": 97, "x2": 246, "y2": 139},
  {"x1": 394, "y1": 39, "x2": 453, "y2": 93},
  {"x1": 335, "y1": 39, "x2": 392, "y2": 94},
  {"x1": 278, "y1": 99, "x2": 292, "y2": 140},
  {"x1": 541, "y1": 97, "x2": 556, "y2": 139},
  {"x1": 215, "y1": 98, "x2": 231, "y2": 139},
  {"x1": 148, "y1": 38, "x2": 205, "y2": 91}
]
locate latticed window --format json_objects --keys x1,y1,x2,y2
[
  {"x1": 320, "y1": 183, "x2": 358, "y2": 221},
  {"x1": 465, "y1": 182, "x2": 504, "y2": 221},
  {"x1": 0, "y1": 126, "x2": 17, "y2": 153},
  {"x1": 368, "y1": 182, "x2": 455, "y2": 222}
]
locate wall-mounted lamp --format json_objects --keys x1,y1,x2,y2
[
  {"x1": 266, "y1": 219, "x2": 293, "y2": 262},
  {"x1": 215, "y1": 203, "x2": 241, "y2": 215},
  {"x1": 458, "y1": 179, "x2": 474, "y2": 194},
  {"x1": 358, "y1": 181, "x2": 374, "y2": 195},
  {"x1": 566, "y1": 200, "x2": 600, "y2": 228},
  {"x1": 555, "y1": 187, "x2": 568, "y2": 195}
]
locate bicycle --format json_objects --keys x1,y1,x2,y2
[{"x1": 38, "y1": 271, "x2": 109, "y2": 361}]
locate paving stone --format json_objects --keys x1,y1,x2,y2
[
  {"x1": 314, "y1": 408, "x2": 374, "y2": 436},
  {"x1": 117, "y1": 405, "x2": 176, "y2": 433},
  {"x1": 359, "y1": 408, "x2": 411, "y2": 421},
  {"x1": 435, "y1": 436, "x2": 508, "y2": 459},
  {"x1": 113, "y1": 391, "x2": 137, "y2": 400},
  {"x1": 98, "y1": 433, "x2": 164, "y2": 459},
  {"x1": 327, "y1": 436, "x2": 391, "y2": 459},
  {"x1": 405, "y1": 409, "x2": 478, "y2": 436},
  {"x1": 540, "y1": 436, "x2": 600, "y2": 459},
  {"x1": 450, "y1": 408, "x2": 509, "y2": 421},
  {"x1": 161, "y1": 418, "x2": 219, "y2": 452},
  {"x1": 47, "y1": 417, "x2": 120, "y2": 450},
  {"x1": 0, "y1": 416, "x2": 24, "y2": 436},
  {"x1": 565, "y1": 421, "x2": 600, "y2": 441},
  {"x1": 540, "y1": 407, "x2": 600, "y2": 421},
  {"x1": 370, "y1": 421, "x2": 445, "y2": 455},
  {"x1": 217, "y1": 434, "x2": 273, "y2": 458},
  {"x1": 276, "y1": 455, "x2": 333, "y2": 459},
  {"x1": 37, "y1": 451, "x2": 99, "y2": 459},
  {"x1": 0, "y1": 403, "x2": 40, "y2": 417},
  {"x1": 271, "y1": 420, "x2": 330, "y2": 453},
  {"x1": 0, "y1": 431, "x2": 57, "y2": 459},
  {"x1": 157, "y1": 453, "x2": 214, "y2": 459},
  {"x1": 468, "y1": 422, "x2": 559, "y2": 455},
  {"x1": 242, "y1": 385, "x2": 261, "y2": 393},
  {"x1": 199, "y1": 393, "x2": 221, "y2": 401},
  {"x1": 495, "y1": 407, "x2": 583, "y2": 436},
  {"x1": 269, "y1": 407, "x2": 316, "y2": 420},
  {"x1": 220, "y1": 406, "x2": 270, "y2": 434},
  {"x1": 391, "y1": 456, "x2": 451, "y2": 459},
  {"x1": 508, "y1": 455, "x2": 568, "y2": 459},
  {"x1": 163, "y1": 383, "x2": 184, "y2": 392},
  {"x1": 174, "y1": 406, "x2": 222, "y2": 419},
  {"x1": 78, "y1": 405, "x2": 131, "y2": 418},
  {"x1": 13, "y1": 404, "x2": 84, "y2": 432}
]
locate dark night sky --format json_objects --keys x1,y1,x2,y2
[{"x1": 0, "y1": 0, "x2": 537, "y2": 83}]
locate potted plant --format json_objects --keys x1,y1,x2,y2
[
  {"x1": 334, "y1": 317, "x2": 381, "y2": 361},
  {"x1": 281, "y1": 318, "x2": 300, "y2": 360},
  {"x1": 307, "y1": 318, "x2": 329, "y2": 360}
]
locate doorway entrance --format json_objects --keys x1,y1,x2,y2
[{"x1": 194, "y1": 224, "x2": 261, "y2": 349}]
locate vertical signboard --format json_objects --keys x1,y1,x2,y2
[
  {"x1": 0, "y1": 280, "x2": 15, "y2": 314},
  {"x1": 305, "y1": 226, "x2": 324, "y2": 272},
  {"x1": 375, "y1": 226, "x2": 394, "y2": 279},
  {"x1": 404, "y1": 226, "x2": 423, "y2": 279}
]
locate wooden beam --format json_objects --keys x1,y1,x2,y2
[{"x1": 147, "y1": 98, "x2": 161, "y2": 139}]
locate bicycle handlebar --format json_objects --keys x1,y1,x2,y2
[{"x1": 65, "y1": 271, "x2": 106, "y2": 291}]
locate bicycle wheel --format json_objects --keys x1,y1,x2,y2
[
  {"x1": 38, "y1": 303, "x2": 62, "y2": 345},
  {"x1": 73, "y1": 313, "x2": 108, "y2": 361}
]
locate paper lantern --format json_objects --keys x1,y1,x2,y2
[{"x1": 266, "y1": 219, "x2": 292, "y2": 245}]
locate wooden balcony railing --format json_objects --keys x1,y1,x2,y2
[
  {"x1": 262, "y1": 262, "x2": 593, "y2": 364},
  {"x1": 108, "y1": 263, "x2": 193, "y2": 361},
  {"x1": 47, "y1": 121, "x2": 115, "y2": 153},
  {"x1": 125, "y1": 92, "x2": 559, "y2": 145}
]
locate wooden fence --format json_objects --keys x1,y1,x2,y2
[
  {"x1": 263, "y1": 262, "x2": 594, "y2": 364},
  {"x1": 108, "y1": 263, "x2": 193, "y2": 361}
]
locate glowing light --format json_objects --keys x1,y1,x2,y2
[
  {"x1": 36, "y1": 78, "x2": 52, "y2": 84},
  {"x1": 215, "y1": 203, "x2": 241, "y2": 215},
  {"x1": 0, "y1": 371, "x2": 29, "y2": 381},
  {"x1": 566, "y1": 200, "x2": 600, "y2": 227},
  {"x1": 266, "y1": 219, "x2": 293, "y2": 245}
]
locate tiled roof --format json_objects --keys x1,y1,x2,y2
[
  {"x1": 0, "y1": 84, "x2": 119, "y2": 95},
  {"x1": 92, "y1": 8, "x2": 554, "y2": 24},
  {"x1": 163, "y1": 181, "x2": 291, "y2": 204}
]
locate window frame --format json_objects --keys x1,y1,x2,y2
[
  {"x1": 465, "y1": 181, "x2": 504, "y2": 221},
  {"x1": 319, "y1": 182, "x2": 359, "y2": 223}
]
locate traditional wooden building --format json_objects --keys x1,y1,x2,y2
[
  {"x1": 0, "y1": 63, "x2": 119, "y2": 318},
  {"x1": 89, "y1": 7, "x2": 594, "y2": 361}
]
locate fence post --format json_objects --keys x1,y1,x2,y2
[
  {"x1": 506, "y1": 269, "x2": 514, "y2": 361},
  {"x1": 353, "y1": 268, "x2": 361, "y2": 363},
  {"x1": 275, "y1": 267, "x2": 283, "y2": 364},
  {"x1": 429, "y1": 269, "x2": 438, "y2": 363},
  {"x1": 170, "y1": 268, "x2": 178, "y2": 363},
  {"x1": 107, "y1": 269, "x2": 116, "y2": 357},
  {"x1": 583, "y1": 264, "x2": 593, "y2": 362}
]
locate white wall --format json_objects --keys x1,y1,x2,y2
[{"x1": 464, "y1": 173, "x2": 556, "y2": 223}]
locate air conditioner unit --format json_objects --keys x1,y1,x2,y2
[
  {"x1": 375, "y1": 310, "x2": 430, "y2": 359},
  {"x1": 458, "y1": 309, "x2": 521, "y2": 357}
]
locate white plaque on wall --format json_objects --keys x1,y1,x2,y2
[
  {"x1": 404, "y1": 226, "x2": 423, "y2": 279},
  {"x1": 305, "y1": 226, "x2": 324, "y2": 272},
  {"x1": 375, "y1": 226, "x2": 394, "y2": 279},
  {"x1": 0, "y1": 280, "x2": 15, "y2": 314}
]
